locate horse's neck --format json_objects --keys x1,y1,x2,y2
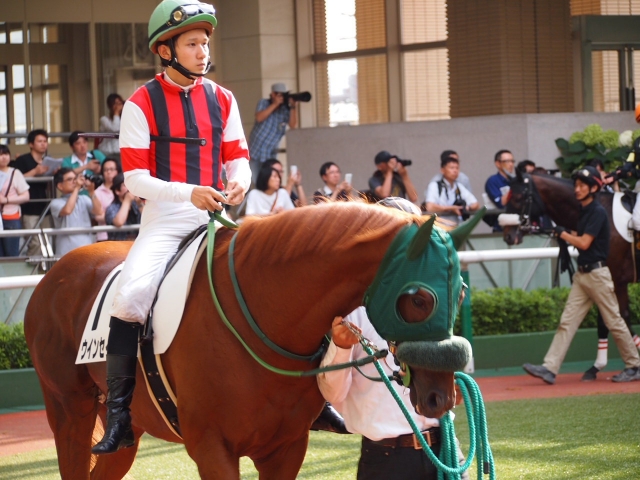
[
  {"x1": 535, "y1": 177, "x2": 579, "y2": 230},
  {"x1": 233, "y1": 228, "x2": 397, "y2": 357}
]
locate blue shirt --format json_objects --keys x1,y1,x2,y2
[
  {"x1": 248, "y1": 98, "x2": 291, "y2": 163},
  {"x1": 485, "y1": 173, "x2": 510, "y2": 209}
]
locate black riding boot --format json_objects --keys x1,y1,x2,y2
[
  {"x1": 92, "y1": 318, "x2": 141, "y2": 455},
  {"x1": 310, "y1": 402, "x2": 350, "y2": 434}
]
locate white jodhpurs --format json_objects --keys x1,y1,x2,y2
[{"x1": 109, "y1": 200, "x2": 212, "y2": 324}]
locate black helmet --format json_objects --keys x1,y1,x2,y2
[{"x1": 571, "y1": 165, "x2": 603, "y2": 191}]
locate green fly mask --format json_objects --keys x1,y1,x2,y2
[{"x1": 363, "y1": 210, "x2": 485, "y2": 371}]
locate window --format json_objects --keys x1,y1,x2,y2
[
  {"x1": 313, "y1": 0, "x2": 388, "y2": 127},
  {"x1": 401, "y1": 0, "x2": 450, "y2": 121}
]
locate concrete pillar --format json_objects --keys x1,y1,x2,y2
[{"x1": 215, "y1": 0, "x2": 298, "y2": 147}]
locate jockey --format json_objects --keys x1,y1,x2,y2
[{"x1": 92, "y1": 0, "x2": 251, "y2": 455}]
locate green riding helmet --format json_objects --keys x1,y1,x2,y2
[{"x1": 148, "y1": 0, "x2": 217, "y2": 54}]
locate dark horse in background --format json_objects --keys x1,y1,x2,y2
[
  {"x1": 502, "y1": 170, "x2": 639, "y2": 376},
  {"x1": 25, "y1": 203, "x2": 473, "y2": 479}
]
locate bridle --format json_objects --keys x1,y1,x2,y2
[{"x1": 509, "y1": 173, "x2": 549, "y2": 235}]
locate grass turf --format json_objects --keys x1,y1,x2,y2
[{"x1": 0, "y1": 393, "x2": 637, "y2": 479}]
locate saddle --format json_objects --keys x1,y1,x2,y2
[{"x1": 620, "y1": 190, "x2": 636, "y2": 214}]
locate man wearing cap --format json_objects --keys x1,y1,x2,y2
[
  {"x1": 368, "y1": 151, "x2": 418, "y2": 203},
  {"x1": 523, "y1": 166, "x2": 640, "y2": 385},
  {"x1": 248, "y1": 83, "x2": 298, "y2": 181},
  {"x1": 92, "y1": 0, "x2": 251, "y2": 455}
]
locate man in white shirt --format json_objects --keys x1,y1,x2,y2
[
  {"x1": 425, "y1": 156, "x2": 479, "y2": 225},
  {"x1": 318, "y1": 308, "x2": 468, "y2": 480},
  {"x1": 428, "y1": 150, "x2": 473, "y2": 193}
]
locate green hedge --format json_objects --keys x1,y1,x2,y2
[
  {"x1": 454, "y1": 283, "x2": 640, "y2": 336},
  {"x1": 0, "y1": 323, "x2": 32, "y2": 370}
]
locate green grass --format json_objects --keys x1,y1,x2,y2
[{"x1": 1, "y1": 393, "x2": 638, "y2": 479}]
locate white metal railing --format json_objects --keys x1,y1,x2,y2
[
  {"x1": 0, "y1": 225, "x2": 140, "y2": 238},
  {"x1": 0, "y1": 246, "x2": 577, "y2": 291}
]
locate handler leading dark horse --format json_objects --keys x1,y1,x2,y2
[
  {"x1": 523, "y1": 166, "x2": 640, "y2": 384},
  {"x1": 92, "y1": 0, "x2": 252, "y2": 454}
]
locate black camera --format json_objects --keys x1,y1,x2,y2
[
  {"x1": 396, "y1": 158, "x2": 412, "y2": 167},
  {"x1": 281, "y1": 91, "x2": 312, "y2": 106},
  {"x1": 87, "y1": 174, "x2": 104, "y2": 189},
  {"x1": 453, "y1": 198, "x2": 470, "y2": 221}
]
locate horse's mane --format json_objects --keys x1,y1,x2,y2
[{"x1": 236, "y1": 202, "x2": 420, "y2": 264}]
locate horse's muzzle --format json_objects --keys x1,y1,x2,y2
[{"x1": 395, "y1": 336, "x2": 471, "y2": 372}]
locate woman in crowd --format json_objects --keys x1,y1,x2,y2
[
  {"x1": 105, "y1": 173, "x2": 143, "y2": 241},
  {"x1": 98, "y1": 93, "x2": 125, "y2": 163},
  {"x1": 245, "y1": 163, "x2": 295, "y2": 216},
  {"x1": 94, "y1": 158, "x2": 122, "y2": 241},
  {"x1": 0, "y1": 144, "x2": 30, "y2": 256}
]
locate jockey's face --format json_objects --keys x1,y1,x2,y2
[{"x1": 172, "y1": 29, "x2": 210, "y2": 77}]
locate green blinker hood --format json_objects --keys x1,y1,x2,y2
[{"x1": 363, "y1": 208, "x2": 485, "y2": 345}]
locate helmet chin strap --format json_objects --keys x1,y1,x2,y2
[{"x1": 161, "y1": 37, "x2": 212, "y2": 81}]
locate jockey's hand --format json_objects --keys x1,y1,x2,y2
[
  {"x1": 224, "y1": 180, "x2": 245, "y2": 205},
  {"x1": 331, "y1": 316, "x2": 360, "y2": 350},
  {"x1": 191, "y1": 186, "x2": 224, "y2": 211}
]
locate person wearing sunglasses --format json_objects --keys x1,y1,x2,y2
[{"x1": 93, "y1": 0, "x2": 251, "y2": 455}]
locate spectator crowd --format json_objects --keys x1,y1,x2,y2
[
  {"x1": 1, "y1": 82, "x2": 564, "y2": 261},
  {"x1": 0, "y1": 92, "x2": 144, "y2": 260}
]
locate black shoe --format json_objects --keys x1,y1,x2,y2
[
  {"x1": 92, "y1": 354, "x2": 137, "y2": 454},
  {"x1": 611, "y1": 367, "x2": 640, "y2": 383},
  {"x1": 310, "y1": 402, "x2": 350, "y2": 434},
  {"x1": 523, "y1": 363, "x2": 556, "y2": 385},
  {"x1": 581, "y1": 366, "x2": 599, "y2": 382}
]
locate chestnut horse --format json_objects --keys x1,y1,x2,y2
[
  {"x1": 502, "y1": 171, "x2": 637, "y2": 341},
  {"x1": 25, "y1": 202, "x2": 470, "y2": 480}
]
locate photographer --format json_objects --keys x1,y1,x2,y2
[
  {"x1": 425, "y1": 156, "x2": 478, "y2": 225},
  {"x1": 248, "y1": 83, "x2": 299, "y2": 181},
  {"x1": 368, "y1": 150, "x2": 418, "y2": 202},
  {"x1": 49, "y1": 168, "x2": 103, "y2": 257}
]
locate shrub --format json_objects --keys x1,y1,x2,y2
[
  {"x1": 0, "y1": 323, "x2": 33, "y2": 370},
  {"x1": 456, "y1": 287, "x2": 600, "y2": 336}
]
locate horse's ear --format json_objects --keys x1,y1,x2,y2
[
  {"x1": 449, "y1": 206, "x2": 487, "y2": 250},
  {"x1": 406, "y1": 215, "x2": 436, "y2": 260}
]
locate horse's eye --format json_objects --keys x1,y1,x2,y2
[{"x1": 397, "y1": 289, "x2": 436, "y2": 324}]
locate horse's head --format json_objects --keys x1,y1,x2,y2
[
  {"x1": 363, "y1": 209, "x2": 484, "y2": 418},
  {"x1": 500, "y1": 170, "x2": 546, "y2": 245}
]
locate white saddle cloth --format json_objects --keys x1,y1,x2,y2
[
  {"x1": 612, "y1": 192, "x2": 632, "y2": 243},
  {"x1": 76, "y1": 230, "x2": 208, "y2": 364}
]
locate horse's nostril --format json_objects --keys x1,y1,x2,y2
[{"x1": 426, "y1": 391, "x2": 444, "y2": 412}]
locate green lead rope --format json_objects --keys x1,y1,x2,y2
[{"x1": 360, "y1": 342, "x2": 495, "y2": 480}]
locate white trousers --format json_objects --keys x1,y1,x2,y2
[{"x1": 109, "y1": 200, "x2": 211, "y2": 324}]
